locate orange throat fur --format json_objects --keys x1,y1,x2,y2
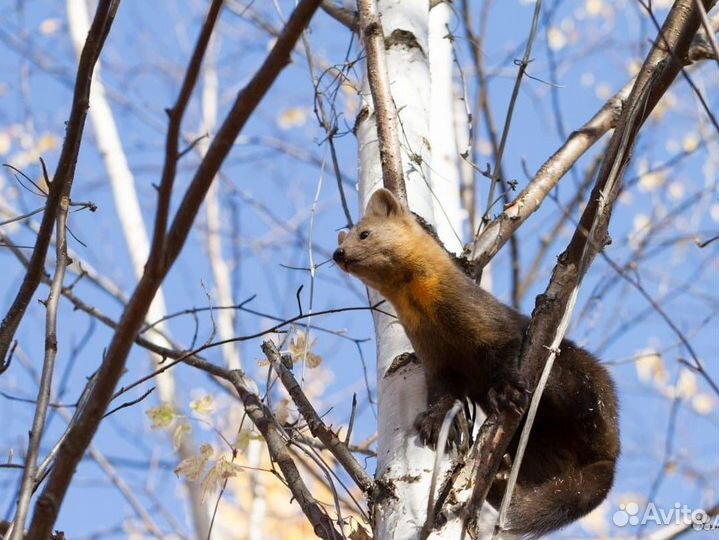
[{"x1": 383, "y1": 245, "x2": 445, "y2": 331}]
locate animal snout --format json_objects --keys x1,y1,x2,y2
[{"x1": 333, "y1": 248, "x2": 345, "y2": 263}]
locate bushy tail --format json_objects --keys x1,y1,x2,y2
[{"x1": 499, "y1": 459, "x2": 615, "y2": 539}]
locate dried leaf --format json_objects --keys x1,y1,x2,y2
[
  {"x1": 201, "y1": 455, "x2": 242, "y2": 501},
  {"x1": 349, "y1": 523, "x2": 372, "y2": 540},
  {"x1": 289, "y1": 330, "x2": 323, "y2": 368},
  {"x1": 175, "y1": 443, "x2": 213, "y2": 481}
]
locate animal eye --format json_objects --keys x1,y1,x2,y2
[{"x1": 360, "y1": 230, "x2": 370, "y2": 240}]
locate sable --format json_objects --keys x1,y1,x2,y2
[{"x1": 335, "y1": 188, "x2": 620, "y2": 538}]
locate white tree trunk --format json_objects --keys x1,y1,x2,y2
[
  {"x1": 357, "y1": 2, "x2": 496, "y2": 538},
  {"x1": 356, "y1": 1, "x2": 466, "y2": 538},
  {"x1": 66, "y1": 1, "x2": 210, "y2": 536}
]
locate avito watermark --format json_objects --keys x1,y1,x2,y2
[{"x1": 613, "y1": 501, "x2": 719, "y2": 531}]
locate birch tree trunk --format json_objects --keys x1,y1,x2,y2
[{"x1": 356, "y1": 1, "x2": 474, "y2": 538}]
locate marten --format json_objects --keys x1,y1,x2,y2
[{"x1": 333, "y1": 188, "x2": 620, "y2": 538}]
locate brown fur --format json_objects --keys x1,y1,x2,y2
[{"x1": 334, "y1": 189, "x2": 620, "y2": 538}]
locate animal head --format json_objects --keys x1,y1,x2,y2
[{"x1": 333, "y1": 188, "x2": 422, "y2": 294}]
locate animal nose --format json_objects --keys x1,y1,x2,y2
[{"x1": 333, "y1": 248, "x2": 345, "y2": 263}]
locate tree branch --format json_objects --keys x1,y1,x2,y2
[
  {"x1": 9, "y1": 196, "x2": 70, "y2": 540},
  {"x1": 321, "y1": 1, "x2": 358, "y2": 31},
  {"x1": 261, "y1": 341, "x2": 375, "y2": 495},
  {"x1": 468, "y1": 20, "x2": 718, "y2": 275},
  {"x1": 460, "y1": 0, "x2": 714, "y2": 533},
  {"x1": 24, "y1": 2, "x2": 324, "y2": 538},
  {"x1": 0, "y1": 0, "x2": 118, "y2": 369},
  {"x1": 356, "y1": 0, "x2": 407, "y2": 201}
]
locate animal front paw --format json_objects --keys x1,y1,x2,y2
[
  {"x1": 414, "y1": 401, "x2": 463, "y2": 451},
  {"x1": 487, "y1": 376, "x2": 531, "y2": 416}
]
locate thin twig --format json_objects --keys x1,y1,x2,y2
[
  {"x1": 478, "y1": 0, "x2": 542, "y2": 233},
  {"x1": 262, "y1": 341, "x2": 375, "y2": 495},
  {"x1": 24, "y1": 5, "x2": 327, "y2": 536},
  {"x1": 0, "y1": 0, "x2": 119, "y2": 367},
  {"x1": 10, "y1": 195, "x2": 70, "y2": 540}
]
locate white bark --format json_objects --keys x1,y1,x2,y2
[
  {"x1": 66, "y1": 0, "x2": 210, "y2": 536},
  {"x1": 357, "y1": 3, "x2": 496, "y2": 537},
  {"x1": 356, "y1": 1, "x2": 464, "y2": 538}
]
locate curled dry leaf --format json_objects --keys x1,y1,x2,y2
[{"x1": 173, "y1": 422, "x2": 192, "y2": 451}]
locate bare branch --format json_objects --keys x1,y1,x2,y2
[
  {"x1": 460, "y1": 0, "x2": 714, "y2": 532},
  {"x1": 478, "y1": 0, "x2": 542, "y2": 234},
  {"x1": 321, "y1": 1, "x2": 358, "y2": 31},
  {"x1": 23, "y1": 3, "x2": 325, "y2": 536},
  {"x1": 356, "y1": 0, "x2": 407, "y2": 201},
  {"x1": 150, "y1": 0, "x2": 224, "y2": 272},
  {"x1": 0, "y1": 1, "x2": 119, "y2": 368},
  {"x1": 9, "y1": 195, "x2": 70, "y2": 540},
  {"x1": 262, "y1": 341, "x2": 375, "y2": 495},
  {"x1": 468, "y1": 23, "x2": 716, "y2": 275}
]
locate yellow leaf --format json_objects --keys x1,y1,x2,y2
[
  {"x1": 585, "y1": 0, "x2": 603, "y2": 17},
  {"x1": 0, "y1": 132, "x2": 10, "y2": 155},
  {"x1": 236, "y1": 430, "x2": 252, "y2": 453},
  {"x1": 146, "y1": 404, "x2": 175, "y2": 430},
  {"x1": 682, "y1": 133, "x2": 699, "y2": 152},
  {"x1": 547, "y1": 27, "x2": 566, "y2": 51},
  {"x1": 39, "y1": 18, "x2": 61, "y2": 35},
  {"x1": 675, "y1": 369, "x2": 697, "y2": 399},
  {"x1": 635, "y1": 350, "x2": 666, "y2": 385},
  {"x1": 190, "y1": 394, "x2": 214, "y2": 415},
  {"x1": 277, "y1": 107, "x2": 307, "y2": 130},
  {"x1": 692, "y1": 394, "x2": 714, "y2": 415}
]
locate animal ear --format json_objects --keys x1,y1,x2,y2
[
  {"x1": 337, "y1": 230, "x2": 348, "y2": 244},
  {"x1": 365, "y1": 188, "x2": 404, "y2": 218}
]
